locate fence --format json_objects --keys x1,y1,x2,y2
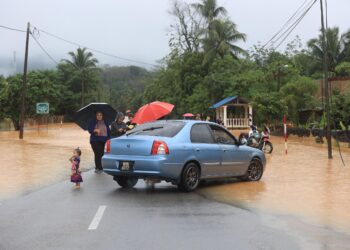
[
  {"x1": 0, "y1": 115, "x2": 65, "y2": 131},
  {"x1": 26, "y1": 115, "x2": 64, "y2": 126},
  {"x1": 226, "y1": 118, "x2": 250, "y2": 128}
]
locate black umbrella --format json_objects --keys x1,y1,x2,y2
[{"x1": 74, "y1": 103, "x2": 117, "y2": 130}]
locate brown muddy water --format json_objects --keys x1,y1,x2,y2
[
  {"x1": 198, "y1": 135, "x2": 350, "y2": 234},
  {"x1": 1, "y1": 124, "x2": 350, "y2": 234},
  {"x1": 0, "y1": 123, "x2": 94, "y2": 200}
]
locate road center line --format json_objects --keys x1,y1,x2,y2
[{"x1": 88, "y1": 205, "x2": 107, "y2": 230}]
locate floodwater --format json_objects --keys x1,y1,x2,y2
[
  {"x1": 198, "y1": 135, "x2": 350, "y2": 234},
  {"x1": 1, "y1": 124, "x2": 350, "y2": 235},
  {"x1": 0, "y1": 123, "x2": 94, "y2": 200}
]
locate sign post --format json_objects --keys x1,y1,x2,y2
[
  {"x1": 36, "y1": 103, "x2": 49, "y2": 131},
  {"x1": 284, "y1": 115, "x2": 288, "y2": 155},
  {"x1": 36, "y1": 103, "x2": 49, "y2": 114}
]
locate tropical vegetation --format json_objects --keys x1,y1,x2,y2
[{"x1": 1, "y1": 0, "x2": 350, "y2": 132}]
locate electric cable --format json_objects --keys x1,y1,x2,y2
[
  {"x1": 269, "y1": 0, "x2": 316, "y2": 48},
  {"x1": 263, "y1": 0, "x2": 308, "y2": 48},
  {"x1": 0, "y1": 24, "x2": 26, "y2": 33},
  {"x1": 30, "y1": 32, "x2": 59, "y2": 65},
  {"x1": 273, "y1": 0, "x2": 317, "y2": 50},
  {"x1": 34, "y1": 27, "x2": 158, "y2": 67}
]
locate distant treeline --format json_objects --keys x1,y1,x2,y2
[{"x1": 1, "y1": 0, "x2": 350, "y2": 132}]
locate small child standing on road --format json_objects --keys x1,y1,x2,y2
[{"x1": 70, "y1": 148, "x2": 82, "y2": 188}]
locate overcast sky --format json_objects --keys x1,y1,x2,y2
[{"x1": 1, "y1": 0, "x2": 349, "y2": 75}]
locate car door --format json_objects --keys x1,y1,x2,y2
[
  {"x1": 190, "y1": 123, "x2": 222, "y2": 177},
  {"x1": 209, "y1": 125, "x2": 247, "y2": 176}
]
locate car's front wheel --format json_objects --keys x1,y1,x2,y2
[
  {"x1": 241, "y1": 158, "x2": 263, "y2": 181},
  {"x1": 113, "y1": 176, "x2": 138, "y2": 188},
  {"x1": 178, "y1": 163, "x2": 200, "y2": 192}
]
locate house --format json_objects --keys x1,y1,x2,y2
[{"x1": 210, "y1": 96, "x2": 252, "y2": 129}]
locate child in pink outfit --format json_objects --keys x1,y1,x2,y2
[{"x1": 70, "y1": 148, "x2": 82, "y2": 188}]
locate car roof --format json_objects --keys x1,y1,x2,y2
[{"x1": 144, "y1": 119, "x2": 219, "y2": 126}]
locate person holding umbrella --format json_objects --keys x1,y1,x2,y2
[{"x1": 88, "y1": 111, "x2": 110, "y2": 173}]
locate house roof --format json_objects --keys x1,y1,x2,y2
[{"x1": 209, "y1": 96, "x2": 249, "y2": 109}]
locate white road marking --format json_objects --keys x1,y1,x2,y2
[{"x1": 88, "y1": 205, "x2": 107, "y2": 230}]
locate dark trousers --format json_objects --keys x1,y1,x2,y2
[{"x1": 91, "y1": 141, "x2": 106, "y2": 170}]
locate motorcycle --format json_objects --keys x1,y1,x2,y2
[{"x1": 239, "y1": 125, "x2": 273, "y2": 154}]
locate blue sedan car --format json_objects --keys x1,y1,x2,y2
[{"x1": 102, "y1": 120, "x2": 266, "y2": 192}]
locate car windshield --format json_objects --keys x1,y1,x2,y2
[{"x1": 126, "y1": 121, "x2": 185, "y2": 137}]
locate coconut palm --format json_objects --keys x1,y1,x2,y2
[
  {"x1": 63, "y1": 48, "x2": 98, "y2": 106},
  {"x1": 203, "y1": 19, "x2": 247, "y2": 64},
  {"x1": 308, "y1": 27, "x2": 350, "y2": 73},
  {"x1": 192, "y1": 0, "x2": 227, "y2": 29}
]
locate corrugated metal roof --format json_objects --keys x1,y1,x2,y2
[{"x1": 209, "y1": 96, "x2": 249, "y2": 109}]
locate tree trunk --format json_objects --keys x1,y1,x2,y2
[{"x1": 11, "y1": 115, "x2": 20, "y2": 131}]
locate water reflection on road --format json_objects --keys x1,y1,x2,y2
[
  {"x1": 198, "y1": 136, "x2": 350, "y2": 234},
  {"x1": 0, "y1": 124, "x2": 93, "y2": 200}
]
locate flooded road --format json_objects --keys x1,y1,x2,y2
[
  {"x1": 1, "y1": 124, "x2": 350, "y2": 235},
  {"x1": 0, "y1": 124, "x2": 94, "y2": 200},
  {"x1": 198, "y1": 135, "x2": 350, "y2": 234}
]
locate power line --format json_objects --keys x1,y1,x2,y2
[
  {"x1": 30, "y1": 32, "x2": 59, "y2": 65},
  {"x1": 34, "y1": 27, "x2": 158, "y2": 67},
  {"x1": 263, "y1": 0, "x2": 311, "y2": 48},
  {"x1": 264, "y1": 0, "x2": 317, "y2": 50},
  {"x1": 269, "y1": 0, "x2": 316, "y2": 48},
  {"x1": 273, "y1": 0, "x2": 318, "y2": 50},
  {"x1": 0, "y1": 24, "x2": 26, "y2": 33}
]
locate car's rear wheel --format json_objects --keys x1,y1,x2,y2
[
  {"x1": 241, "y1": 159, "x2": 263, "y2": 181},
  {"x1": 178, "y1": 163, "x2": 200, "y2": 192},
  {"x1": 113, "y1": 176, "x2": 138, "y2": 188}
]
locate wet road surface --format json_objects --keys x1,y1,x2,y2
[
  {"x1": 1, "y1": 124, "x2": 350, "y2": 249},
  {"x1": 1, "y1": 171, "x2": 350, "y2": 250}
]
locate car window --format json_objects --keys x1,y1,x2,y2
[
  {"x1": 209, "y1": 125, "x2": 236, "y2": 145},
  {"x1": 190, "y1": 124, "x2": 214, "y2": 143},
  {"x1": 126, "y1": 121, "x2": 185, "y2": 137}
]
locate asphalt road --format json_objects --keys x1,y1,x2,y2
[{"x1": 0, "y1": 171, "x2": 349, "y2": 250}]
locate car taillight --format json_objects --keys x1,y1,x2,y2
[
  {"x1": 105, "y1": 140, "x2": 111, "y2": 153},
  {"x1": 151, "y1": 140, "x2": 169, "y2": 155}
]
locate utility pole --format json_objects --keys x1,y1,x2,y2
[
  {"x1": 19, "y1": 22, "x2": 30, "y2": 139},
  {"x1": 319, "y1": 0, "x2": 332, "y2": 158},
  {"x1": 277, "y1": 64, "x2": 281, "y2": 92},
  {"x1": 13, "y1": 51, "x2": 17, "y2": 74}
]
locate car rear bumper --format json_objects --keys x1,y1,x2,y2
[{"x1": 102, "y1": 154, "x2": 183, "y2": 181}]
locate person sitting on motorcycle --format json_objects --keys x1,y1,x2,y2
[
  {"x1": 261, "y1": 125, "x2": 270, "y2": 138},
  {"x1": 249, "y1": 125, "x2": 258, "y2": 137},
  {"x1": 248, "y1": 125, "x2": 260, "y2": 146}
]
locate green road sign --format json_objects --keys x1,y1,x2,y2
[{"x1": 36, "y1": 103, "x2": 49, "y2": 114}]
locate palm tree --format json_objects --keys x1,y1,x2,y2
[
  {"x1": 203, "y1": 19, "x2": 247, "y2": 64},
  {"x1": 192, "y1": 0, "x2": 246, "y2": 64},
  {"x1": 308, "y1": 27, "x2": 350, "y2": 73},
  {"x1": 192, "y1": 0, "x2": 227, "y2": 28},
  {"x1": 63, "y1": 48, "x2": 98, "y2": 106}
]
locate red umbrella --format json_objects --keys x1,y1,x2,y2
[
  {"x1": 183, "y1": 113, "x2": 194, "y2": 117},
  {"x1": 131, "y1": 101, "x2": 174, "y2": 124}
]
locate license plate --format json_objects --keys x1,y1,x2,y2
[{"x1": 119, "y1": 161, "x2": 134, "y2": 171}]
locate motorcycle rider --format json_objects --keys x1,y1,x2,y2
[
  {"x1": 261, "y1": 125, "x2": 270, "y2": 137},
  {"x1": 248, "y1": 125, "x2": 260, "y2": 146}
]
